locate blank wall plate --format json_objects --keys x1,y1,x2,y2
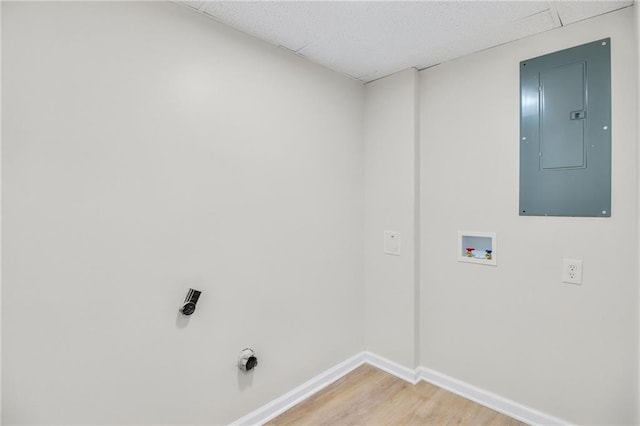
[{"x1": 383, "y1": 231, "x2": 401, "y2": 256}]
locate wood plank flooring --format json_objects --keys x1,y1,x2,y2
[{"x1": 267, "y1": 364, "x2": 527, "y2": 426}]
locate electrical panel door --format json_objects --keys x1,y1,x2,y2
[{"x1": 520, "y1": 38, "x2": 611, "y2": 217}]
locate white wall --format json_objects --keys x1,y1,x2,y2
[
  {"x1": 0, "y1": 1, "x2": 3, "y2": 422},
  {"x1": 1, "y1": 2, "x2": 364, "y2": 424},
  {"x1": 636, "y1": 5, "x2": 640, "y2": 424},
  {"x1": 419, "y1": 7, "x2": 638, "y2": 425},
  {"x1": 363, "y1": 69, "x2": 419, "y2": 368},
  {"x1": 3, "y1": 2, "x2": 639, "y2": 425}
]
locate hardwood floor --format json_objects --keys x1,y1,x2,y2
[{"x1": 267, "y1": 364, "x2": 527, "y2": 426}]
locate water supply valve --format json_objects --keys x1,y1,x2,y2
[{"x1": 238, "y1": 348, "x2": 258, "y2": 372}]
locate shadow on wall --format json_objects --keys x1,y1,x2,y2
[
  {"x1": 237, "y1": 368, "x2": 254, "y2": 391},
  {"x1": 175, "y1": 312, "x2": 190, "y2": 329}
]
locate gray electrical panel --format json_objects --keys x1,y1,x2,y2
[{"x1": 520, "y1": 38, "x2": 611, "y2": 217}]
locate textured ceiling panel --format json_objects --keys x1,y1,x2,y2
[
  {"x1": 296, "y1": 1, "x2": 552, "y2": 79},
  {"x1": 554, "y1": 0, "x2": 633, "y2": 25},
  {"x1": 201, "y1": 1, "x2": 364, "y2": 52},
  {"x1": 180, "y1": 0, "x2": 635, "y2": 82}
]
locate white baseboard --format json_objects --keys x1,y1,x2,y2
[
  {"x1": 230, "y1": 352, "x2": 366, "y2": 426},
  {"x1": 363, "y1": 351, "x2": 419, "y2": 384},
  {"x1": 231, "y1": 351, "x2": 569, "y2": 426},
  {"x1": 417, "y1": 366, "x2": 569, "y2": 426}
]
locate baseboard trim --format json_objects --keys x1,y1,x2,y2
[
  {"x1": 230, "y1": 352, "x2": 366, "y2": 426},
  {"x1": 363, "y1": 351, "x2": 419, "y2": 384},
  {"x1": 417, "y1": 366, "x2": 569, "y2": 426},
  {"x1": 231, "y1": 351, "x2": 569, "y2": 426}
]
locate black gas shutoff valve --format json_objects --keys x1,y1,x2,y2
[{"x1": 180, "y1": 288, "x2": 201, "y2": 316}]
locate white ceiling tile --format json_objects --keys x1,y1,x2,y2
[
  {"x1": 554, "y1": 0, "x2": 633, "y2": 25},
  {"x1": 180, "y1": 0, "x2": 635, "y2": 83},
  {"x1": 298, "y1": 2, "x2": 555, "y2": 80},
  {"x1": 200, "y1": 1, "x2": 363, "y2": 52}
]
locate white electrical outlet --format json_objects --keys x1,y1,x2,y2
[{"x1": 562, "y1": 259, "x2": 583, "y2": 284}]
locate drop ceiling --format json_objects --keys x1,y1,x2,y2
[{"x1": 180, "y1": 1, "x2": 634, "y2": 82}]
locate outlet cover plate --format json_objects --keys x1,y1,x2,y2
[{"x1": 562, "y1": 258, "x2": 583, "y2": 284}]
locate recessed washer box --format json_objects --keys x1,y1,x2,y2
[{"x1": 458, "y1": 231, "x2": 496, "y2": 266}]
